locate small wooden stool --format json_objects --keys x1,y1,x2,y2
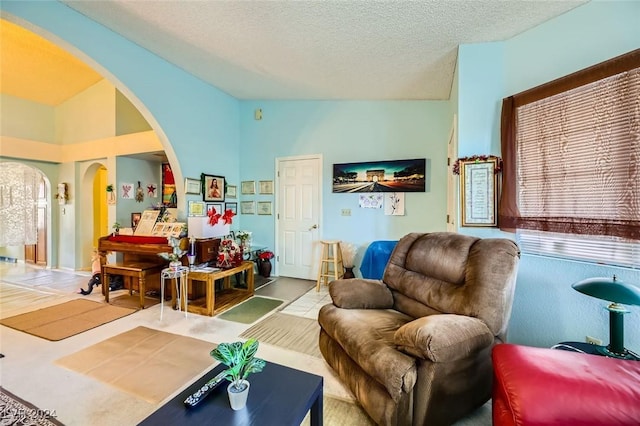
[
  {"x1": 102, "y1": 262, "x2": 163, "y2": 309},
  {"x1": 316, "y1": 240, "x2": 344, "y2": 292}
]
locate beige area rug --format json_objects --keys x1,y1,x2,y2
[
  {"x1": 0, "y1": 299, "x2": 135, "y2": 341},
  {"x1": 54, "y1": 326, "x2": 216, "y2": 404},
  {"x1": 301, "y1": 396, "x2": 374, "y2": 426},
  {"x1": 240, "y1": 312, "x2": 322, "y2": 358},
  {"x1": 109, "y1": 293, "x2": 161, "y2": 310}
]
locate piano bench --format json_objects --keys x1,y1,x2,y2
[{"x1": 102, "y1": 262, "x2": 164, "y2": 309}]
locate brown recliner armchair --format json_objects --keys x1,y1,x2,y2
[{"x1": 318, "y1": 232, "x2": 520, "y2": 426}]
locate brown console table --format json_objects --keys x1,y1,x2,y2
[{"x1": 185, "y1": 261, "x2": 255, "y2": 316}]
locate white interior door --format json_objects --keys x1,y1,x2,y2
[{"x1": 276, "y1": 155, "x2": 321, "y2": 279}]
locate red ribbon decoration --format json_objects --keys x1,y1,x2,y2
[
  {"x1": 207, "y1": 207, "x2": 221, "y2": 226},
  {"x1": 222, "y1": 209, "x2": 235, "y2": 225}
]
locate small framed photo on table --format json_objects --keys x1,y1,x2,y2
[{"x1": 131, "y1": 212, "x2": 142, "y2": 229}]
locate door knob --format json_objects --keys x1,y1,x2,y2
[{"x1": 309, "y1": 224, "x2": 318, "y2": 230}]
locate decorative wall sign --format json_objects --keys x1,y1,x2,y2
[
  {"x1": 359, "y1": 194, "x2": 383, "y2": 209},
  {"x1": 384, "y1": 193, "x2": 405, "y2": 216},
  {"x1": 146, "y1": 183, "x2": 158, "y2": 198},
  {"x1": 459, "y1": 158, "x2": 498, "y2": 227},
  {"x1": 121, "y1": 182, "x2": 134, "y2": 199},
  {"x1": 333, "y1": 158, "x2": 426, "y2": 193}
]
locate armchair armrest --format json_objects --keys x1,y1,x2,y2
[
  {"x1": 394, "y1": 314, "x2": 494, "y2": 362},
  {"x1": 329, "y1": 278, "x2": 394, "y2": 309}
]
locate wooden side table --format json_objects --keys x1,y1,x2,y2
[{"x1": 186, "y1": 261, "x2": 255, "y2": 316}]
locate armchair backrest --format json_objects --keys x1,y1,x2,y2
[{"x1": 383, "y1": 232, "x2": 520, "y2": 339}]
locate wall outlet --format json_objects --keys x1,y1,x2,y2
[
  {"x1": 585, "y1": 335, "x2": 603, "y2": 346},
  {"x1": 341, "y1": 209, "x2": 351, "y2": 216}
]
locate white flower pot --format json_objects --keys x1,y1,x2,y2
[{"x1": 227, "y1": 380, "x2": 250, "y2": 410}]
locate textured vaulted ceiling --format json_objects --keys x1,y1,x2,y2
[{"x1": 2, "y1": 1, "x2": 587, "y2": 104}]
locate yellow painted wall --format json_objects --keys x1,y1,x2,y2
[{"x1": 93, "y1": 166, "x2": 107, "y2": 247}]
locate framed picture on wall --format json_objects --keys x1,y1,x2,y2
[
  {"x1": 459, "y1": 158, "x2": 498, "y2": 227},
  {"x1": 259, "y1": 180, "x2": 274, "y2": 195},
  {"x1": 162, "y1": 163, "x2": 177, "y2": 207},
  {"x1": 225, "y1": 202, "x2": 238, "y2": 214},
  {"x1": 185, "y1": 177, "x2": 201, "y2": 195},
  {"x1": 240, "y1": 201, "x2": 255, "y2": 215},
  {"x1": 202, "y1": 174, "x2": 225, "y2": 202},
  {"x1": 241, "y1": 181, "x2": 256, "y2": 195},
  {"x1": 257, "y1": 201, "x2": 272, "y2": 215},
  {"x1": 226, "y1": 184, "x2": 237, "y2": 199},
  {"x1": 207, "y1": 203, "x2": 223, "y2": 216}
]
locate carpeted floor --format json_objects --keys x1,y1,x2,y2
[
  {"x1": 0, "y1": 386, "x2": 64, "y2": 426},
  {"x1": 54, "y1": 326, "x2": 216, "y2": 404},
  {"x1": 217, "y1": 296, "x2": 284, "y2": 324},
  {"x1": 240, "y1": 312, "x2": 322, "y2": 358},
  {"x1": 0, "y1": 299, "x2": 136, "y2": 341}
]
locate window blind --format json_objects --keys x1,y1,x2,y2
[{"x1": 500, "y1": 49, "x2": 640, "y2": 268}]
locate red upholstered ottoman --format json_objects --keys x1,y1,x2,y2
[{"x1": 492, "y1": 344, "x2": 640, "y2": 426}]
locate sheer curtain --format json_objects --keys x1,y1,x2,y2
[{"x1": 0, "y1": 162, "x2": 38, "y2": 247}]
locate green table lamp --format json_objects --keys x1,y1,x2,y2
[{"x1": 572, "y1": 275, "x2": 640, "y2": 360}]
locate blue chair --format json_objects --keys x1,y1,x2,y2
[{"x1": 359, "y1": 240, "x2": 398, "y2": 280}]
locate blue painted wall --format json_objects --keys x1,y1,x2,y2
[
  {"x1": 2, "y1": 0, "x2": 638, "y2": 352},
  {"x1": 238, "y1": 100, "x2": 451, "y2": 249},
  {"x1": 457, "y1": 0, "x2": 640, "y2": 351}
]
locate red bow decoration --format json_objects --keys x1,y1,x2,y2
[
  {"x1": 207, "y1": 207, "x2": 221, "y2": 226},
  {"x1": 222, "y1": 209, "x2": 235, "y2": 225}
]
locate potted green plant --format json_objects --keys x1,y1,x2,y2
[
  {"x1": 112, "y1": 222, "x2": 121, "y2": 236},
  {"x1": 210, "y1": 338, "x2": 266, "y2": 410}
]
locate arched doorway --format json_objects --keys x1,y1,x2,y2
[{"x1": 0, "y1": 162, "x2": 50, "y2": 267}]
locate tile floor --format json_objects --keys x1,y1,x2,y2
[{"x1": 0, "y1": 263, "x2": 490, "y2": 425}]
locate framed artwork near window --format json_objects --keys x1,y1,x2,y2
[
  {"x1": 241, "y1": 181, "x2": 256, "y2": 195},
  {"x1": 259, "y1": 180, "x2": 274, "y2": 194},
  {"x1": 202, "y1": 174, "x2": 225, "y2": 202},
  {"x1": 185, "y1": 177, "x2": 201, "y2": 195},
  {"x1": 240, "y1": 201, "x2": 255, "y2": 215},
  {"x1": 459, "y1": 158, "x2": 498, "y2": 227}
]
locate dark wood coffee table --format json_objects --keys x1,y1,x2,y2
[{"x1": 139, "y1": 361, "x2": 323, "y2": 425}]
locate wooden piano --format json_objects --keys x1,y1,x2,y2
[{"x1": 97, "y1": 235, "x2": 221, "y2": 308}]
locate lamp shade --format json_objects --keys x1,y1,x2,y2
[{"x1": 572, "y1": 276, "x2": 640, "y2": 306}]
